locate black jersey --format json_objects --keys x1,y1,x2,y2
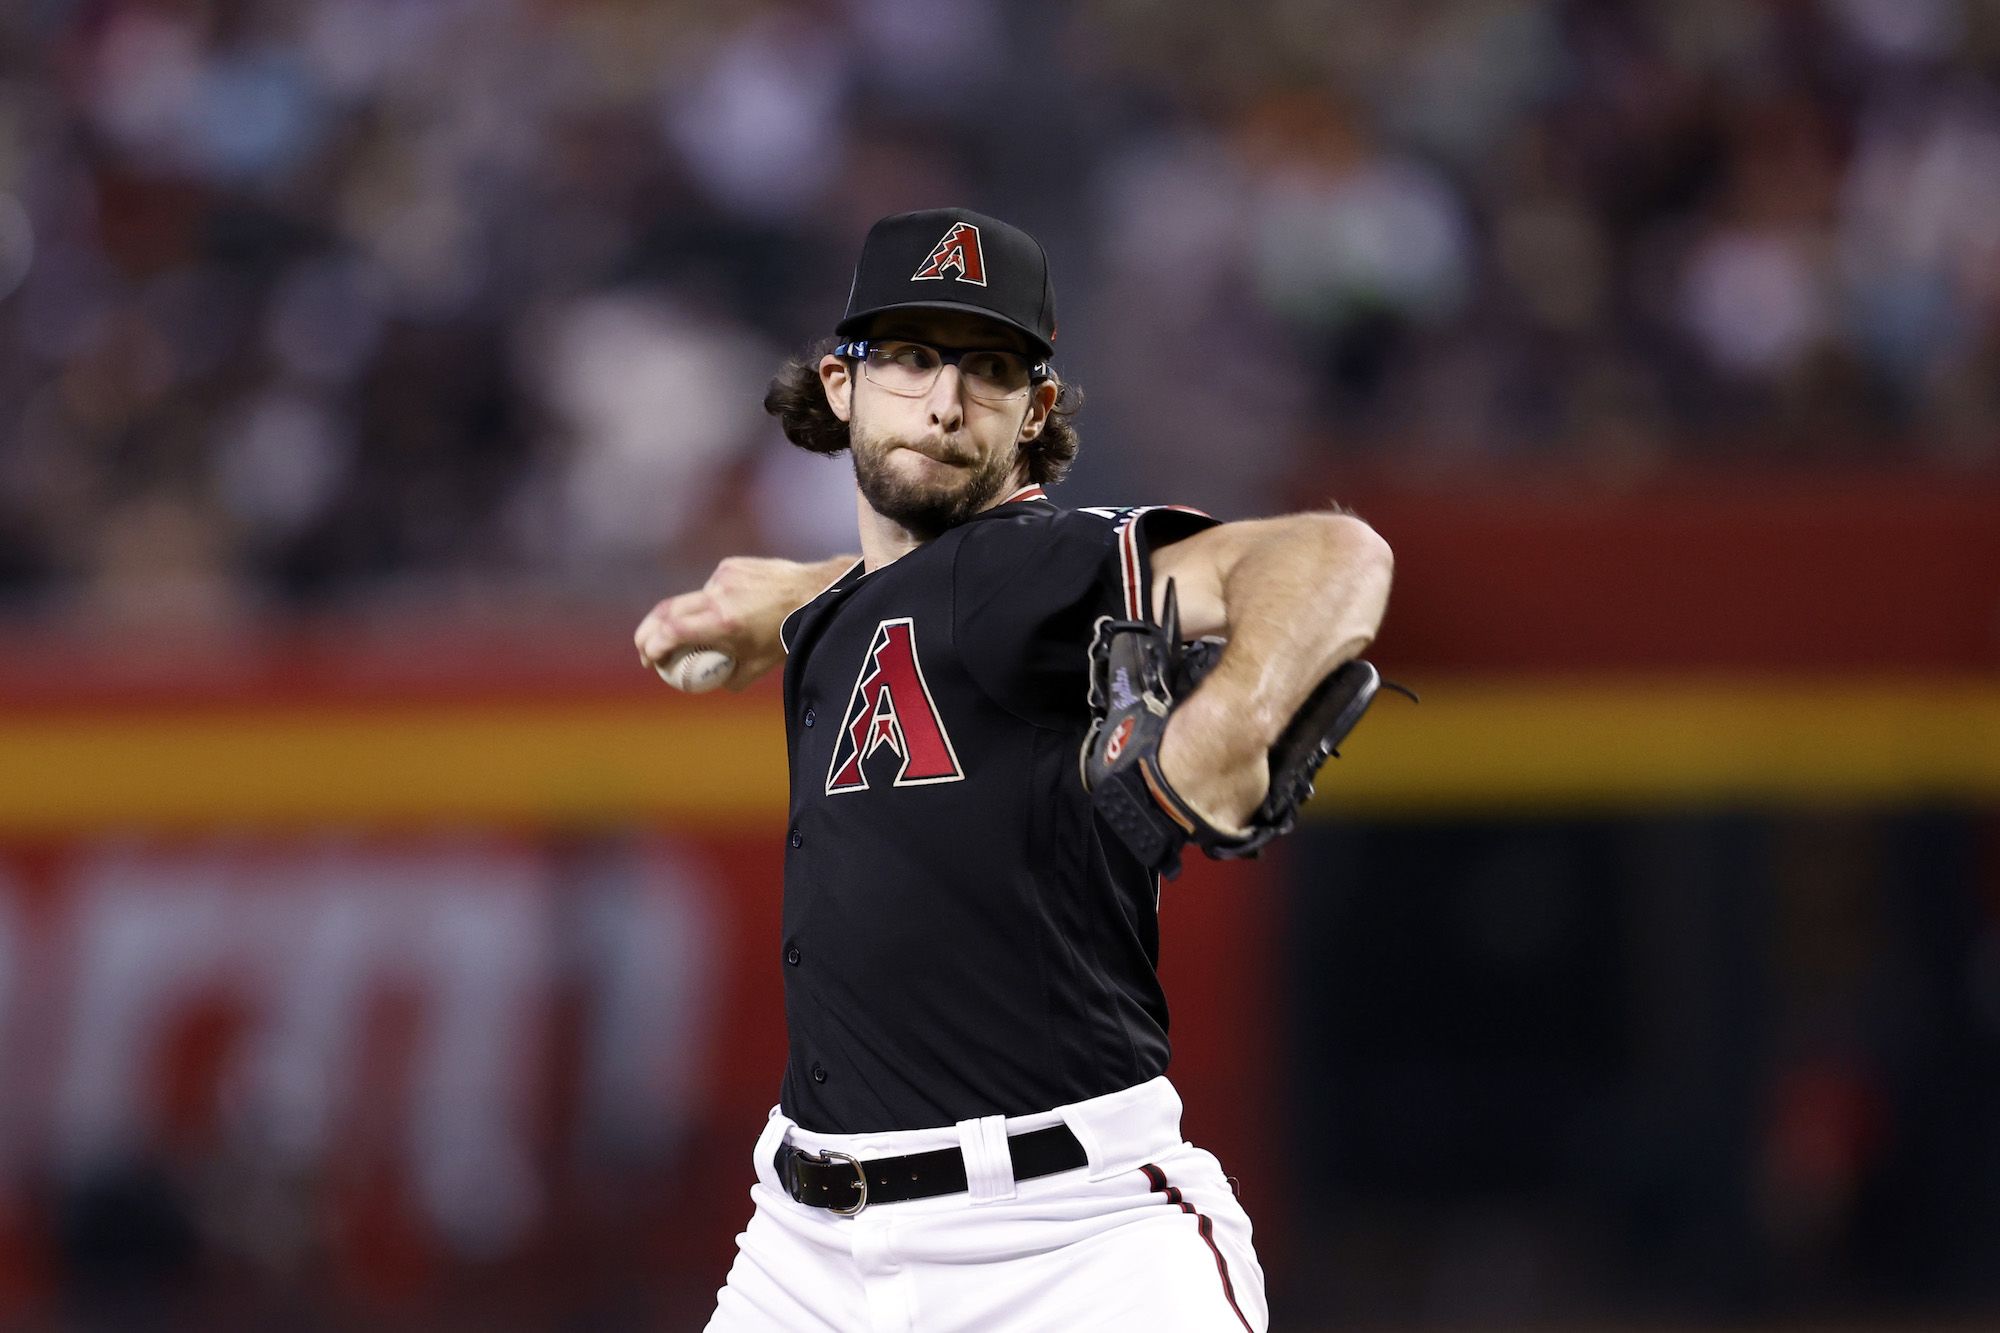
[{"x1": 774, "y1": 485, "x2": 1218, "y2": 1134}]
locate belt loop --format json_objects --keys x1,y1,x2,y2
[
  {"x1": 753, "y1": 1106, "x2": 796, "y2": 1195},
  {"x1": 1063, "y1": 1077, "x2": 1180, "y2": 1181},
  {"x1": 1064, "y1": 1109, "x2": 1115, "y2": 1181},
  {"x1": 956, "y1": 1114, "x2": 1016, "y2": 1203}
]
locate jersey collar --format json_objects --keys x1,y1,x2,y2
[{"x1": 955, "y1": 482, "x2": 1054, "y2": 529}]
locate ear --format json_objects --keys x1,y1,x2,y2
[
  {"x1": 819, "y1": 354, "x2": 854, "y2": 423},
  {"x1": 1017, "y1": 378, "x2": 1059, "y2": 442}
]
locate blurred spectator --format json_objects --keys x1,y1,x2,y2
[{"x1": 2, "y1": 0, "x2": 1999, "y2": 612}]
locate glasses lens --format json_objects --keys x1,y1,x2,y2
[
  {"x1": 863, "y1": 343, "x2": 941, "y2": 394},
  {"x1": 958, "y1": 351, "x2": 1031, "y2": 400}
]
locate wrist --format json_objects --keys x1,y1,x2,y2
[
  {"x1": 1166, "y1": 686, "x2": 1268, "y2": 774},
  {"x1": 1157, "y1": 695, "x2": 1267, "y2": 837}
]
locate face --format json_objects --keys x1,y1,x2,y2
[{"x1": 820, "y1": 310, "x2": 1058, "y2": 539}]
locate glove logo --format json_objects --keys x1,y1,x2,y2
[
  {"x1": 825, "y1": 618, "x2": 965, "y2": 794},
  {"x1": 911, "y1": 222, "x2": 987, "y2": 286},
  {"x1": 1104, "y1": 716, "x2": 1136, "y2": 764}
]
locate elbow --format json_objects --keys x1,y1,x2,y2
[
  {"x1": 1314, "y1": 512, "x2": 1394, "y2": 645},
  {"x1": 1354, "y1": 517, "x2": 1396, "y2": 582},
  {"x1": 1315, "y1": 511, "x2": 1394, "y2": 585}
]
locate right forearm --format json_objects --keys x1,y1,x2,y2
[{"x1": 635, "y1": 553, "x2": 859, "y2": 689}]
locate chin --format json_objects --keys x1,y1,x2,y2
[
  {"x1": 862, "y1": 484, "x2": 977, "y2": 539},
  {"x1": 855, "y1": 449, "x2": 1007, "y2": 537}
]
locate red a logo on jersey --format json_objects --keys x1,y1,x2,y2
[
  {"x1": 825, "y1": 618, "x2": 965, "y2": 794},
  {"x1": 911, "y1": 222, "x2": 987, "y2": 286}
]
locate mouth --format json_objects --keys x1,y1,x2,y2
[{"x1": 897, "y1": 443, "x2": 972, "y2": 468}]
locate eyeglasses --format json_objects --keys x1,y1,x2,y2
[{"x1": 835, "y1": 339, "x2": 1051, "y2": 405}]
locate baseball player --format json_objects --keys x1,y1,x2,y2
[{"x1": 635, "y1": 209, "x2": 1394, "y2": 1331}]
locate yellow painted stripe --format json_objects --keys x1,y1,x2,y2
[
  {"x1": 0, "y1": 703, "x2": 788, "y2": 833},
  {"x1": 1318, "y1": 678, "x2": 2000, "y2": 815},
  {"x1": 1, "y1": 681, "x2": 1997, "y2": 832}
]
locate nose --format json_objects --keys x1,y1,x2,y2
[{"x1": 925, "y1": 363, "x2": 964, "y2": 433}]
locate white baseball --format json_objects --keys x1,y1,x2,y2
[{"x1": 656, "y1": 646, "x2": 735, "y2": 693}]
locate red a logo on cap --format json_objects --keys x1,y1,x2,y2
[{"x1": 911, "y1": 222, "x2": 987, "y2": 287}]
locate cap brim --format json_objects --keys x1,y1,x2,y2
[{"x1": 836, "y1": 301, "x2": 1053, "y2": 360}]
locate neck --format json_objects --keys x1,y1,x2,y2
[
  {"x1": 856, "y1": 491, "x2": 926, "y2": 572},
  {"x1": 856, "y1": 471, "x2": 1039, "y2": 572}
]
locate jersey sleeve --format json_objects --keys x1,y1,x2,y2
[{"x1": 952, "y1": 505, "x2": 1218, "y2": 727}]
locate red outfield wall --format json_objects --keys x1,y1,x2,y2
[{"x1": 1324, "y1": 471, "x2": 2000, "y2": 675}]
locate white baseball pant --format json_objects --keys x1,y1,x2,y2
[{"x1": 705, "y1": 1076, "x2": 1267, "y2": 1332}]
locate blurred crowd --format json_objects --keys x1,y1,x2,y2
[{"x1": 2, "y1": 0, "x2": 1998, "y2": 618}]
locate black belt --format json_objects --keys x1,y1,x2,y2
[{"x1": 776, "y1": 1124, "x2": 1087, "y2": 1216}]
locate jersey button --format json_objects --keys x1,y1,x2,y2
[
  {"x1": 810, "y1": 1062, "x2": 827, "y2": 1084},
  {"x1": 789, "y1": 829, "x2": 803, "y2": 849},
  {"x1": 785, "y1": 946, "x2": 802, "y2": 966},
  {"x1": 804, "y1": 707, "x2": 816, "y2": 728}
]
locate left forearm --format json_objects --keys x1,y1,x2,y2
[
  {"x1": 1199, "y1": 514, "x2": 1391, "y2": 740},
  {"x1": 1159, "y1": 514, "x2": 1393, "y2": 828}
]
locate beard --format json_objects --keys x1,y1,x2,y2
[{"x1": 849, "y1": 418, "x2": 1018, "y2": 540}]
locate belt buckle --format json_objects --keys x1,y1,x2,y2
[{"x1": 796, "y1": 1147, "x2": 869, "y2": 1216}]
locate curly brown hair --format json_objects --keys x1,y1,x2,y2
[{"x1": 762, "y1": 338, "x2": 1083, "y2": 486}]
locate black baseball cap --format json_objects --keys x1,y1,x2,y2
[{"x1": 836, "y1": 208, "x2": 1057, "y2": 360}]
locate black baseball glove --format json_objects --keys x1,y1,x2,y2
[{"x1": 1080, "y1": 581, "x2": 1410, "y2": 878}]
